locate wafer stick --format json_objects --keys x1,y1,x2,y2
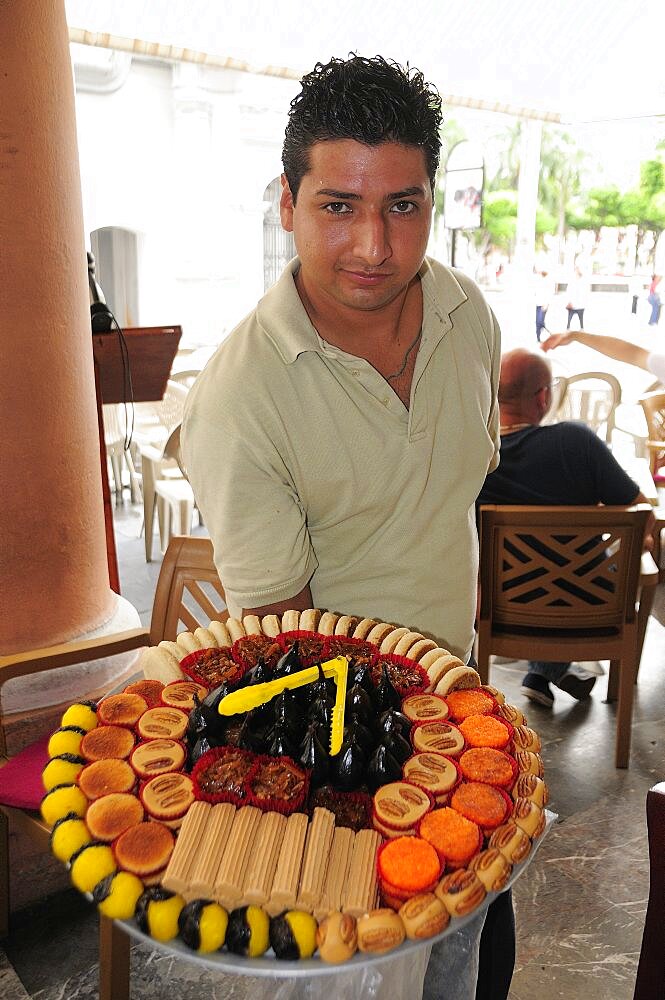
[
  {"x1": 342, "y1": 829, "x2": 381, "y2": 919},
  {"x1": 313, "y1": 826, "x2": 355, "y2": 921},
  {"x1": 213, "y1": 806, "x2": 262, "y2": 909},
  {"x1": 296, "y1": 807, "x2": 335, "y2": 911},
  {"x1": 162, "y1": 800, "x2": 212, "y2": 897},
  {"x1": 241, "y1": 811, "x2": 287, "y2": 906},
  {"x1": 265, "y1": 811, "x2": 309, "y2": 917},
  {"x1": 188, "y1": 802, "x2": 236, "y2": 898}
]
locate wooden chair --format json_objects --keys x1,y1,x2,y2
[
  {"x1": 639, "y1": 389, "x2": 665, "y2": 486},
  {"x1": 0, "y1": 535, "x2": 226, "y2": 999},
  {"x1": 476, "y1": 505, "x2": 659, "y2": 768},
  {"x1": 633, "y1": 781, "x2": 665, "y2": 1000}
]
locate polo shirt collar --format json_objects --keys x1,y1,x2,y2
[{"x1": 257, "y1": 256, "x2": 469, "y2": 365}]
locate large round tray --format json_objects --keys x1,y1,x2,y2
[{"x1": 119, "y1": 810, "x2": 555, "y2": 977}]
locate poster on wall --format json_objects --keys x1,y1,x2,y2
[{"x1": 444, "y1": 166, "x2": 483, "y2": 231}]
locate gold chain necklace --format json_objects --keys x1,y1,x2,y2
[{"x1": 385, "y1": 329, "x2": 422, "y2": 381}]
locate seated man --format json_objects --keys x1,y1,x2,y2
[{"x1": 477, "y1": 348, "x2": 649, "y2": 707}]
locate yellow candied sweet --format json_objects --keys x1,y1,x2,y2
[
  {"x1": 226, "y1": 905, "x2": 270, "y2": 957},
  {"x1": 41, "y1": 783, "x2": 88, "y2": 826},
  {"x1": 270, "y1": 910, "x2": 318, "y2": 960},
  {"x1": 135, "y1": 886, "x2": 186, "y2": 943},
  {"x1": 178, "y1": 900, "x2": 228, "y2": 953},
  {"x1": 50, "y1": 813, "x2": 91, "y2": 863},
  {"x1": 47, "y1": 727, "x2": 86, "y2": 758},
  {"x1": 69, "y1": 843, "x2": 116, "y2": 894},
  {"x1": 42, "y1": 754, "x2": 86, "y2": 792},
  {"x1": 61, "y1": 702, "x2": 98, "y2": 733},
  {"x1": 93, "y1": 872, "x2": 145, "y2": 921}
]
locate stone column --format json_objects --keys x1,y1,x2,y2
[{"x1": 0, "y1": 1, "x2": 138, "y2": 675}]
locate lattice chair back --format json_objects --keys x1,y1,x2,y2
[
  {"x1": 639, "y1": 389, "x2": 665, "y2": 483},
  {"x1": 477, "y1": 504, "x2": 657, "y2": 770},
  {"x1": 489, "y1": 515, "x2": 641, "y2": 632},
  {"x1": 149, "y1": 535, "x2": 227, "y2": 643}
]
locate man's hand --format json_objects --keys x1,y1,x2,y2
[{"x1": 540, "y1": 332, "x2": 576, "y2": 353}]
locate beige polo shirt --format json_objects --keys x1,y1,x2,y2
[{"x1": 182, "y1": 256, "x2": 500, "y2": 661}]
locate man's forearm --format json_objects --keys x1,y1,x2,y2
[{"x1": 563, "y1": 331, "x2": 651, "y2": 369}]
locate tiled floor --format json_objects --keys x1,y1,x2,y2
[{"x1": 2, "y1": 497, "x2": 663, "y2": 999}]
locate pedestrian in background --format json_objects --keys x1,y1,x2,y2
[
  {"x1": 565, "y1": 266, "x2": 588, "y2": 330},
  {"x1": 534, "y1": 269, "x2": 552, "y2": 342},
  {"x1": 648, "y1": 275, "x2": 662, "y2": 326}
]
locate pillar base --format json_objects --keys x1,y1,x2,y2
[{"x1": 2, "y1": 593, "x2": 144, "y2": 714}]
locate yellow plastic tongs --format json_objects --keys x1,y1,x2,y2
[{"x1": 217, "y1": 655, "x2": 348, "y2": 755}]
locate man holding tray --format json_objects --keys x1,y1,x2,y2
[{"x1": 183, "y1": 54, "x2": 509, "y2": 999}]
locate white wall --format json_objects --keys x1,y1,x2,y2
[{"x1": 74, "y1": 50, "x2": 298, "y2": 346}]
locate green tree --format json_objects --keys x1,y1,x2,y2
[
  {"x1": 622, "y1": 159, "x2": 665, "y2": 268},
  {"x1": 538, "y1": 128, "x2": 586, "y2": 258}
]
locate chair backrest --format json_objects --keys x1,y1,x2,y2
[
  {"x1": 634, "y1": 781, "x2": 665, "y2": 999},
  {"x1": 169, "y1": 369, "x2": 200, "y2": 389},
  {"x1": 147, "y1": 379, "x2": 189, "y2": 435},
  {"x1": 478, "y1": 504, "x2": 650, "y2": 632},
  {"x1": 639, "y1": 390, "x2": 665, "y2": 446},
  {"x1": 149, "y1": 535, "x2": 227, "y2": 643},
  {"x1": 552, "y1": 371, "x2": 621, "y2": 441},
  {"x1": 639, "y1": 390, "x2": 665, "y2": 479}
]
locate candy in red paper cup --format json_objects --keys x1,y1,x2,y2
[
  {"x1": 190, "y1": 745, "x2": 257, "y2": 806},
  {"x1": 373, "y1": 654, "x2": 428, "y2": 697},
  {"x1": 245, "y1": 753, "x2": 309, "y2": 815},
  {"x1": 179, "y1": 647, "x2": 244, "y2": 689}
]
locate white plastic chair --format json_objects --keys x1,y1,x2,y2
[
  {"x1": 134, "y1": 381, "x2": 190, "y2": 560},
  {"x1": 102, "y1": 404, "x2": 140, "y2": 504},
  {"x1": 154, "y1": 425, "x2": 198, "y2": 556},
  {"x1": 550, "y1": 371, "x2": 621, "y2": 443}
]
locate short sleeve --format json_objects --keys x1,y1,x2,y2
[
  {"x1": 647, "y1": 352, "x2": 665, "y2": 384},
  {"x1": 182, "y1": 395, "x2": 317, "y2": 616}
]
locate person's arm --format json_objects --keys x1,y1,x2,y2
[
  {"x1": 242, "y1": 585, "x2": 313, "y2": 619},
  {"x1": 540, "y1": 330, "x2": 651, "y2": 369},
  {"x1": 182, "y1": 372, "x2": 318, "y2": 619}
]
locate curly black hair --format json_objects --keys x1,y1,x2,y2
[{"x1": 282, "y1": 54, "x2": 443, "y2": 201}]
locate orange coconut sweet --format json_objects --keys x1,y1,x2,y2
[
  {"x1": 444, "y1": 688, "x2": 496, "y2": 723},
  {"x1": 377, "y1": 836, "x2": 442, "y2": 899},
  {"x1": 450, "y1": 781, "x2": 511, "y2": 831},
  {"x1": 458, "y1": 714, "x2": 512, "y2": 750},
  {"x1": 418, "y1": 806, "x2": 482, "y2": 869},
  {"x1": 458, "y1": 747, "x2": 517, "y2": 788}
]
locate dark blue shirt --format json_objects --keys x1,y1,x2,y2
[{"x1": 478, "y1": 422, "x2": 639, "y2": 507}]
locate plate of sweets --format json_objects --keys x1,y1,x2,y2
[{"x1": 41, "y1": 609, "x2": 550, "y2": 971}]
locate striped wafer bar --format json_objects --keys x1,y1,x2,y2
[
  {"x1": 213, "y1": 806, "x2": 262, "y2": 909},
  {"x1": 342, "y1": 828, "x2": 382, "y2": 919},
  {"x1": 241, "y1": 810, "x2": 287, "y2": 906},
  {"x1": 265, "y1": 811, "x2": 309, "y2": 917},
  {"x1": 313, "y1": 825, "x2": 355, "y2": 922},
  {"x1": 187, "y1": 802, "x2": 236, "y2": 899},
  {"x1": 296, "y1": 807, "x2": 335, "y2": 912},
  {"x1": 161, "y1": 800, "x2": 212, "y2": 898}
]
